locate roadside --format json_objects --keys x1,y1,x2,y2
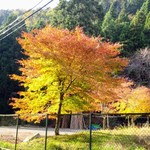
[{"x1": 0, "y1": 126, "x2": 85, "y2": 143}]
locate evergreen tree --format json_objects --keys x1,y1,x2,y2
[
  {"x1": 126, "y1": 0, "x2": 145, "y2": 14},
  {"x1": 98, "y1": 0, "x2": 129, "y2": 15},
  {"x1": 115, "y1": 9, "x2": 130, "y2": 55},
  {"x1": 144, "y1": 12, "x2": 150, "y2": 46},
  {"x1": 25, "y1": 9, "x2": 50, "y2": 31},
  {"x1": 0, "y1": 10, "x2": 25, "y2": 113},
  {"x1": 0, "y1": 10, "x2": 11, "y2": 27},
  {"x1": 145, "y1": 12, "x2": 150, "y2": 30},
  {"x1": 101, "y1": 1, "x2": 118, "y2": 41},
  {"x1": 140, "y1": 0, "x2": 150, "y2": 15},
  {"x1": 117, "y1": 8, "x2": 129, "y2": 23},
  {"x1": 50, "y1": 0, "x2": 104, "y2": 36},
  {"x1": 127, "y1": 9, "x2": 146, "y2": 55},
  {"x1": 98, "y1": 0, "x2": 112, "y2": 14}
]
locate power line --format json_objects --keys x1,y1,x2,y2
[
  {"x1": 0, "y1": 0, "x2": 54, "y2": 41},
  {"x1": 0, "y1": 24, "x2": 25, "y2": 41},
  {"x1": 0, "y1": 0, "x2": 49, "y2": 36},
  {"x1": 0, "y1": 0, "x2": 45, "y2": 34}
]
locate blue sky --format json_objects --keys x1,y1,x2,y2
[{"x1": 0, "y1": 0, "x2": 59, "y2": 10}]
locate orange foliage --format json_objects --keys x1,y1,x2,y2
[
  {"x1": 113, "y1": 85, "x2": 150, "y2": 113},
  {"x1": 10, "y1": 26, "x2": 128, "y2": 122}
]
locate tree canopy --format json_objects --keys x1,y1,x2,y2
[
  {"x1": 0, "y1": 0, "x2": 150, "y2": 121},
  {"x1": 50, "y1": 0, "x2": 104, "y2": 36},
  {"x1": 11, "y1": 26, "x2": 127, "y2": 134},
  {"x1": 114, "y1": 86, "x2": 150, "y2": 113}
]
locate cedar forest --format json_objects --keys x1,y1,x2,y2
[{"x1": 0, "y1": 0, "x2": 150, "y2": 135}]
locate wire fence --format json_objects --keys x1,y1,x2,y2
[{"x1": 0, "y1": 113, "x2": 150, "y2": 150}]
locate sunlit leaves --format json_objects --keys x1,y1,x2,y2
[
  {"x1": 11, "y1": 26, "x2": 127, "y2": 122},
  {"x1": 114, "y1": 86, "x2": 150, "y2": 113}
]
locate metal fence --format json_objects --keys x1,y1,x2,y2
[
  {"x1": 90, "y1": 113, "x2": 150, "y2": 150},
  {"x1": 0, "y1": 113, "x2": 150, "y2": 150}
]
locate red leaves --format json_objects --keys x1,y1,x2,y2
[{"x1": 11, "y1": 26, "x2": 128, "y2": 120}]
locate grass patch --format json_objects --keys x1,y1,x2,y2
[
  {"x1": 0, "y1": 141, "x2": 14, "y2": 149},
  {"x1": 0, "y1": 127, "x2": 149, "y2": 150}
]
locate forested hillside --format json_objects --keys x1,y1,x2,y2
[
  {"x1": 0, "y1": 10, "x2": 11, "y2": 26},
  {"x1": 0, "y1": 0, "x2": 150, "y2": 114}
]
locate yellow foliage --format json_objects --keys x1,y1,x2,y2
[
  {"x1": 115, "y1": 86, "x2": 150, "y2": 113},
  {"x1": 10, "y1": 26, "x2": 128, "y2": 122}
]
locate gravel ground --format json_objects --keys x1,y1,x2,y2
[{"x1": 0, "y1": 126, "x2": 85, "y2": 143}]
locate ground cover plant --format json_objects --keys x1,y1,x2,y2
[{"x1": 0, "y1": 127, "x2": 149, "y2": 150}]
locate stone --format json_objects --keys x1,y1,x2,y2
[{"x1": 23, "y1": 133, "x2": 40, "y2": 142}]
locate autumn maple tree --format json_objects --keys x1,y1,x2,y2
[
  {"x1": 114, "y1": 86, "x2": 150, "y2": 113},
  {"x1": 11, "y1": 26, "x2": 127, "y2": 135}
]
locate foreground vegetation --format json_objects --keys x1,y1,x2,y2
[
  {"x1": 0, "y1": 0, "x2": 150, "y2": 115},
  {"x1": 0, "y1": 127, "x2": 149, "y2": 150}
]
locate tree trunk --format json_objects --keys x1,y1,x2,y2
[
  {"x1": 103, "y1": 116, "x2": 106, "y2": 129},
  {"x1": 106, "y1": 115, "x2": 109, "y2": 129},
  {"x1": 131, "y1": 117, "x2": 135, "y2": 127},
  {"x1": 70, "y1": 114, "x2": 84, "y2": 129},
  {"x1": 127, "y1": 116, "x2": 130, "y2": 127},
  {"x1": 55, "y1": 93, "x2": 64, "y2": 135},
  {"x1": 61, "y1": 115, "x2": 71, "y2": 128}
]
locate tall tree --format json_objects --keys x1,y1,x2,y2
[
  {"x1": 142, "y1": 0, "x2": 150, "y2": 46},
  {"x1": 118, "y1": 0, "x2": 150, "y2": 56},
  {"x1": 114, "y1": 9, "x2": 130, "y2": 56},
  {"x1": 100, "y1": 0, "x2": 149, "y2": 57},
  {"x1": 50, "y1": 0, "x2": 104, "y2": 36},
  {"x1": 0, "y1": 10, "x2": 11, "y2": 27},
  {"x1": 98, "y1": 0, "x2": 112, "y2": 14},
  {"x1": 98, "y1": 0, "x2": 128, "y2": 14},
  {"x1": 126, "y1": 0, "x2": 145, "y2": 14},
  {"x1": 115, "y1": 9, "x2": 129, "y2": 37},
  {"x1": 144, "y1": 12, "x2": 150, "y2": 46},
  {"x1": 25, "y1": 9, "x2": 51, "y2": 31},
  {"x1": 101, "y1": 1, "x2": 118, "y2": 41},
  {"x1": 11, "y1": 26, "x2": 127, "y2": 135},
  {"x1": 127, "y1": 9, "x2": 146, "y2": 55},
  {"x1": 140, "y1": 0, "x2": 150, "y2": 15},
  {"x1": 0, "y1": 10, "x2": 25, "y2": 113}
]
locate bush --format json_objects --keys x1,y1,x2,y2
[{"x1": 125, "y1": 47, "x2": 150, "y2": 87}]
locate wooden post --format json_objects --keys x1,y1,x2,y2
[
  {"x1": 103, "y1": 116, "x2": 106, "y2": 129},
  {"x1": 147, "y1": 116, "x2": 149, "y2": 127},
  {"x1": 107, "y1": 115, "x2": 109, "y2": 129},
  {"x1": 127, "y1": 116, "x2": 130, "y2": 127}
]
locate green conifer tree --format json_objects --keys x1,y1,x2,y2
[
  {"x1": 140, "y1": 0, "x2": 150, "y2": 15},
  {"x1": 127, "y1": 9, "x2": 146, "y2": 55},
  {"x1": 144, "y1": 12, "x2": 150, "y2": 46},
  {"x1": 101, "y1": 2, "x2": 117, "y2": 41},
  {"x1": 50, "y1": 0, "x2": 104, "y2": 36}
]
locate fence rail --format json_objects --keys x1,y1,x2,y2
[{"x1": 0, "y1": 113, "x2": 150, "y2": 150}]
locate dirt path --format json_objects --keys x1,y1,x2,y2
[{"x1": 0, "y1": 126, "x2": 85, "y2": 143}]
